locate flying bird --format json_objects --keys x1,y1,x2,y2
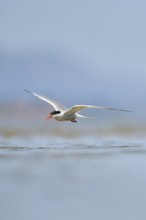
[{"x1": 24, "y1": 89, "x2": 131, "y2": 123}]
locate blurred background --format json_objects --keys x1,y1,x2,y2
[
  {"x1": 1, "y1": 0, "x2": 146, "y2": 133},
  {"x1": 1, "y1": 1, "x2": 146, "y2": 220}
]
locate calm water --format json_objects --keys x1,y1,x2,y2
[{"x1": 0, "y1": 132, "x2": 146, "y2": 220}]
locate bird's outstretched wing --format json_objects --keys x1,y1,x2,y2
[
  {"x1": 64, "y1": 105, "x2": 131, "y2": 115},
  {"x1": 24, "y1": 89, "x2": 67, "y2": 111}
]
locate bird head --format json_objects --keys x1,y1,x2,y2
[{"x1": 46, "y1": 111, "x2": 61, "y2": 120}]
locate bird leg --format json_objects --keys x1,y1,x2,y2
[{"x1": 71, "y1": 119, "x2": 77, "y2": 123}]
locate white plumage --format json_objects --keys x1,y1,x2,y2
[{"x1": 24, "y1": 89, "x2": 131, "y2": 123}]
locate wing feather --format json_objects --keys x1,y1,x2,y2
[
  {"x1": 24, "y1": 89, "x2": 67, "y2": 111},
  {"x1": 64, "y1": 105, "x2": 131, "y2": 115}
]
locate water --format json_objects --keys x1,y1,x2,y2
[{"x1": 0, "y1": 132, "x2": 146, "y2": 220}]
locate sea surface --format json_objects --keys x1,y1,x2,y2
[{"x1": 0, "y1": 124, "x2": 146, "y2": 220}]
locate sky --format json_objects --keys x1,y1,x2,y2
[{"x1": 0, "y1": 0, "x2": 146, "y2": 111}]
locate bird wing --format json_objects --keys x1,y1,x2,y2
[
  {"x1": 24, "y1": 89, "x2": 67, "y2": 111},
  {"x1": 64, "y1": 105, "x2": 131, "y2": 115}
]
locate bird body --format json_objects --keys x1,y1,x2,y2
[
  {"x1": 24, "y1": 89, "x2": 131, "y2": 123},
  {"x1": 52, "y1": 112, "x2": 76, "y2": 121}
]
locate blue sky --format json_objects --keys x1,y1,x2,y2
[{"x1": 0, "y1": 0, "x2": 146, "y2": 112}]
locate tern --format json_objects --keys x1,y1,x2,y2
[{"x1": 24, "y1": 89, "x2": 131, "y2": 123}]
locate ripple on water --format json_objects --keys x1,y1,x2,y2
[{"x1": 0, "y1": 135, "x2": 146, "y2": 158}]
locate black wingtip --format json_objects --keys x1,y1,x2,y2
[
  {"x1": 107, "y1": 107, "x2": 132, "y2": 113},
  {"x1": 126, "y1": 110, "x2": 133, "y2": 113},
  {"x1": 24, "y1": 89, "x2": 32, "y2": 94},
  {"x1": 121, "y1": 109, "x2": 133, "y2": 113},
  {"x1": 119, "y1": 109, "x2": 133, "y2": 113}
]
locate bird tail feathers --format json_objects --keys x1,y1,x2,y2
[{"x1": 76, "y1": 113, "x2": 96, "y2": 120}]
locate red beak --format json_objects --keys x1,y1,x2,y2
[{"x1": 46, "y1": 114, "x2": 53, "y2": 120}]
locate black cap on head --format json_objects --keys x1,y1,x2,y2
[{"x1": 50, "y1": 111, "x2": 61, "y2": 115}]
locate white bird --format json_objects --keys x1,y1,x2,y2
[{"x1": 24, "y1": 89, "x2": 131, "y2": 123}]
